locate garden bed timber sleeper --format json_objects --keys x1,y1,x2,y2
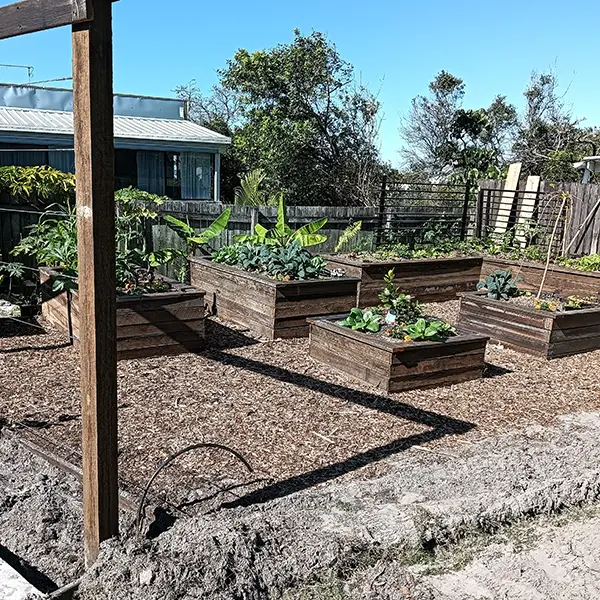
[
  {"x1": 189, "y1": 256, "x2": 360, "y2": 339},
  {"x1": 322, "y1": 255, "x2": 483, "y2": 305},
  {"x1": 458, "y1": 291, "x2": 600, "y2": 358},
  {"x1": 481, "y1": 257, "x2": 600, "y2": 297},
  {"x1": 309, "y1": 316, "x2": 489, "y2": 392},
  {"x1": 40, "y1": 268, "x2": 206, "y2": 359}
]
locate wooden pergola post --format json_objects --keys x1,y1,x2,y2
[
  {"x1": 72, "y1": 0, "x2": 119, "y2": 567},
  {"x1": 0, "y1": 0, "x2": 119, "y2": 566}
]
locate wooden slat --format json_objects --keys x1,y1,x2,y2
[
  {"x1": 324, "y1": 256, "x2": 483, "y2": 305},
  {"x1": 0, "y1": 0, "x2": 89, "y2": 40},
  {"x1": 458, "y1": 292, "x2": 600, "y2": 359},
  {"x1": 493, "y1": 162, "x2": 522, "y2": 234},
  {"x1": 515, "y1": 175, "x2": 541, "y2": 247},
  {"x1": 482, "y1": 257, "x2": 600, "y2": 297},
  {"x1": 190, "y1": 258, "x2": 358, "y2": 340}
]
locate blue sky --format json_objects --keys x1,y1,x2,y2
[{"x1": 0, "y1": 0, "x2": 598, "y2": 165}]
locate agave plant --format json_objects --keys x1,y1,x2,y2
[{"x1": 235, "y1": 195, "x2": 327, "y2": 248}]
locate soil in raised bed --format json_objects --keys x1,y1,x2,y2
[{"x1": 1, "y1": 303, "x2": 600, "y2": 510}]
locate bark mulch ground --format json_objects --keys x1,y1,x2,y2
[{"x1": 1, "y1": 301, "x2": 599, "y2": 512}]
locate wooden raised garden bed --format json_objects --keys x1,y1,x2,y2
[
  {"x1": 189, "y1": 257, "x2": 360, "y2": 340},
  {"x1": 323, "y1": 255, "x2": 483, "y2": 305},
  {"x1": 481, "y1": 257, "x2": 600, "y2": 297},
  {"x1": 458, "y1": 292, "x2": 600, "y2": 358},
  {"x1": 40, "y1": 268, "x2": 206, "y2": 360},
  {"x1": 309, "y1": 317, "x2": 489, "y2": 392}
]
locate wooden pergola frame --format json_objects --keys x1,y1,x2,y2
[{"x1": 0, "y1": 0, "x2": 119, "y2": 566}]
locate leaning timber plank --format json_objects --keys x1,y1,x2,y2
[
  {"x1": 493, "y1": 162, "x2": 522, "y2": 234},
  {"x1": 515, "y1": 175, "x2": 541, "y2": 247},
  {"x1": 0, "y1": 0, "x2": 95, "y2": 41},
  {"x1": 309, "y1": 317, "x2": 488, "y2": 391},
  {"x1": 1, "y1": 428, "x2": 136, "y2": 512}
]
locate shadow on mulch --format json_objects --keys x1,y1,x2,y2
[
  {"x1": 0, "y1": 318, "x2": 47, "y2": 339},
  {"x1": 483, "y1": 363, "x2": 513, "y2": 378},
  {"x1": 202, "y1": 350, "x2": 476, "y2": 508},
  {"x1": 0, "y1": 543, "x2": 58, "y2": 594},
  {"x1": 205, "y1": 319, "x2": 259, "y2": 351}
]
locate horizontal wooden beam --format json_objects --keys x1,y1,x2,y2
[{"x1": 0, "y1": 0, "x2": 116, "y2": 41}]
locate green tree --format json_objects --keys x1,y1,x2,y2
[
  {"x1": 511, "y1": 71, "x2": 593, "y2": 181},
  {"x1": 400, "y1": 71, "x2": 517, "y2": 182},
  {"x1": 178, "y1": 30, "x2": 384, "y2": 206}
]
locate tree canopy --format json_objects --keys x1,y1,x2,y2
[
  {"x1": 176, "y1": 30, "x2": 385, "y2": 206},
  {"x1": 400, "y1": 70, "x2": 598, "y2": 184}
]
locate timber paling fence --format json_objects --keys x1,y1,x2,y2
[{"x1": 2, "y1": 178, "x2": 600, "y2": 279}]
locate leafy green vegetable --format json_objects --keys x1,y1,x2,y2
[
  {"x1": 402, "y1": 318, "x2": 456, "y2": 341},
  {"x1": 341, "y1": 307, "x2": 382, "y2": 333},
  {"x1": 213, "y1": 242, "x2": 328, "y2": 281},
  {"x1": 558, "y1": 254, "x2": 600, "y2": 272},
  {"x1": 477, "y1": 269, "x2": 520, "y2": 300},
  {"x1": 389, "y1": 293, "x2": 422, "y2": 324}
]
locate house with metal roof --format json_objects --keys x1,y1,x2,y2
[{"x1": 0, "y1": 83, "x2": 231, "y2": 200}]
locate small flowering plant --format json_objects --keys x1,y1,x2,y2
[{"x1": 533, "y1": 297, "x2": 560, "y2": 312}]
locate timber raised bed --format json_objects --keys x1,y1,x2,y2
[
  {"x1": 40, "y1": 268, "x2": 206, "y2": 359},
  {"x1": 309, "y1": 317, "x2": 489, "y2": 392},
  {"x1": 458, "y1": 291, "x2": 600, "y2": 358},
  {"x1": 323, "y1": 255, "x2": 483, "y2": 305},
  {"x1": 189, "y1": 257, "x2": 360, "y2": 340},
  {"x1": 481, "y1": 257, "x2": 600, "y2": 297}
]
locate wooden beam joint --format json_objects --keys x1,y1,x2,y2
[{"x1": 0, "y1": 0, "x2": 117, "y2": 41}]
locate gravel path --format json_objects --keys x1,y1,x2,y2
[{"x1": 2, "y1": 301, "x2": 600, "y2": 509}]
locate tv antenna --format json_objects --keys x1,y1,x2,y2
[{"x1": 0, "y1": 62, "x2": 34, "y2": 82}]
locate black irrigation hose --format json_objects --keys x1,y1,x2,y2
[{"x1": 135, "y1": 443, "x2": 253, "y2": 536}]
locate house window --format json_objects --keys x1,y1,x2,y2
[
  {"x1": 165, "y1": 153, "x2": 182, "y2": 199},
  {"x1": 115, "y1": 149, "x2": 138, "y2": 189}
]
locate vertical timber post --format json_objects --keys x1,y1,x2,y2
[
  {"x1": 475, "y1": 187, "x2": 484, "y2": 239},
  {"x1": 72, "y1": 0, "x2": 119, "y2": 566},
  {"x1": 460, "y1": 181, "x2": 471, "y2": 241},
  {"x1": 374, "y1": 175, "x2": 387, "y2": 249}
]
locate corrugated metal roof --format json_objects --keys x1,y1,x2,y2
[{"x1": 0, "y1": 106, "x2": 231, "y2": 147}]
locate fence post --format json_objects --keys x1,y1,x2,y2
[
  {"x1": 250, "y1": 207, "x2": 259, "y2": 232},
  {"x1": 460, "y1": 181, "x2": 471, "y2": 240},
  {"x1": 475, "y1": 187, "x2": 484, "y2": 239},
  {"x1": 374, "y1": 175, "x2": 387, "y2": 248}
]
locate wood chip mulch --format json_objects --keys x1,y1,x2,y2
[{"x1": 1, "y1": 301, "x2": 599, "y2": 510}]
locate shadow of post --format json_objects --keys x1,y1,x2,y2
[{"x1": 201, "y1": 349, "x2": 475, "y2": 507}]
